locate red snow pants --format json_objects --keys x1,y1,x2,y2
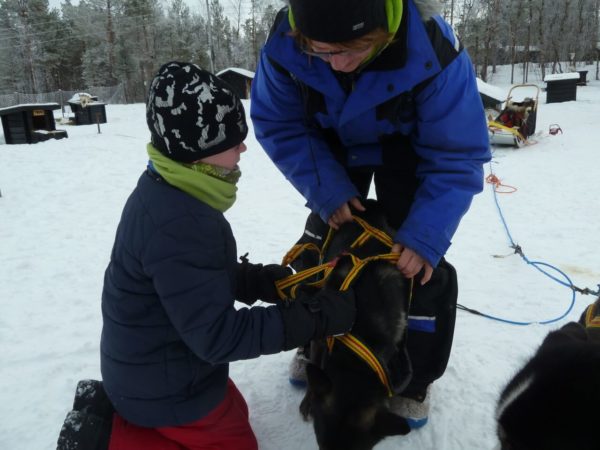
[{"x1": 109, "y1": 379, "x2": 258, "y2": 450}]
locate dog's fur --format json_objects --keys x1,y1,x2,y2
[
  {"x1": 78, "y1": 93, "x2": 93, "y2": 108},
  {"x1": 299, "y1": 200, "x2": 411, "y2": 450},
  {"x1": 496, "y1": 308, "x2": 600, "y2": 450}
]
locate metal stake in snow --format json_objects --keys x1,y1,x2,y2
[{"x1": 96, "y1": 113, "x2": 101, "y2": 134}]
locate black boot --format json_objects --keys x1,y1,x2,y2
[
  {"x1": 56, "y1": 380, "x2": 114, "y2": 450},
  {"x1": 72, "y1": 379, "x2": 114, "y2": 418},
  {"x1": 57, "y1": 410, "x2": 112, "y2": 450}
]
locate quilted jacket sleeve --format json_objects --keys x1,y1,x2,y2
[
  {"x1": 395, "y1": 45, "x2": 491, "y2": 266},
  {"x1": 142, "y1": 214, "x2": 285, "y2": 365}
]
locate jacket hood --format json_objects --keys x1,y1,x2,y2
[{"x1": 412, "y1": 0, "x2": 441, "y2": 19}]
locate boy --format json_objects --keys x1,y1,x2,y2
[{"x1": 58, "y1": 62, "x2": 355, "y2": 450}]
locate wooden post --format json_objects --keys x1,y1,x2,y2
[{"x1": 96, "y1": 113, "x2": 101, "y2": 134}]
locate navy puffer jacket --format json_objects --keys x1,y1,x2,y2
[{"x1": 101, "y1": 170, "x2": 285, "y2": 427}]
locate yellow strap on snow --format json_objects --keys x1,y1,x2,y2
[{"x1": 488, "y1": 121, "x2": 526, "y2": 140}]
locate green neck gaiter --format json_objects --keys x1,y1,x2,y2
[{"x1": 147, "y1": 144, "x2": 240, "y2": 212}]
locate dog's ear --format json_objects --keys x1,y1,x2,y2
[
  {"x1": 372, "y1": 410, "x2": 411, "y2": 437},
  {"x1": 306, "y1": 363, "x2": 332, "y2": 398}
]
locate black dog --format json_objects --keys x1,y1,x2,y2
[
  {"x1": 496, "y1": 299, "x2": 600, "y2": 450},
  {"x1": 297, "y1": 200, "x2": 412, "y2": 450}
]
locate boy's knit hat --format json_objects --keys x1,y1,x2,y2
[
  {"x1": 289, "y1": 0, "x2": 387, "y2": 43},
  {"x1": 146, "y1": 61, "x2": 248, "y2": 163}
]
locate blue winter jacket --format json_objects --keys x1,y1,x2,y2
[
  {"x1": 101, "y1": 170, "x2": 285, "y2": 427},
  {"x1": 251, "y1": 0, "x2": 491, "y2": 266}
]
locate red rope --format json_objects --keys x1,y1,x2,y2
[{"x1": 486, "y1": 174, "x2": 517, "y2": 194}]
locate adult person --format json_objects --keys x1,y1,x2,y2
[
  {"x1": 57, "y1": 62, "x2": 356, "y2": 450},
  {"x1": 251, "y1": 0, "x2": 491, "y2": 429}
]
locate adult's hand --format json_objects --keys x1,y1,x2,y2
[
  {"x1": 391, "y1": 243, "x2": 433, "y2": 285},
  {"x1": 327, "y1": 197, "x2": 366, "y2": 230}
]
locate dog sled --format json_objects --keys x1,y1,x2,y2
[{"x1": 488, "y1": 84, "x2": 540, "y2": 147}]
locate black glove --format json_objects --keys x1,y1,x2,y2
[
  {"x1": 277, "y1": 288, "x2": 356, "y2": 351},
  {"x1": 236, "y1": 254, "x2": 292, "y2": 305}
]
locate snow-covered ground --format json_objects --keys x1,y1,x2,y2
[{"x1": 2, "y1": 65, "x2": 599, "y2": 449}]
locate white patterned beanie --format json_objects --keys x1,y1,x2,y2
[{"x1": 146, "y1": 61, "x2": 248, "y2": 163}]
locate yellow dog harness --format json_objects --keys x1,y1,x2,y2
[{"x1": 275, "y1": 216, "x2": 413, "y2": 397}]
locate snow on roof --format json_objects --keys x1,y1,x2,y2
[
  {"x1": 216, "y1": 67, "x2": 255, "y2": 79},
  {"x1": 544, "y1": 72, "x2": 580, "y2": 82},
  {"x1": 476, "y1": 78, "x2": 506, "y2": 102},
  {"x1": 0, "y1": 103, "x2": 60, "y2": 114}
]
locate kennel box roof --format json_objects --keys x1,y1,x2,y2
[
  {"x1": 543, "y1": 73, "x2": 580, "y2": 82},
  {"x1": 0, "y1": 103, "x2": 61, "y2": 115},
  {"x1": 0, "y1": 103, "x2": 67, "y2": 144},
  {"x1": 216, "y1": 68, "x2": 255, "y2": 99}
]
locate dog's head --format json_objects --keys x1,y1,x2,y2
[
  {"x1": 306, "y1": 363, "x2": 410, "y2": 450},
  {"x1": 496, "y1": 322, "x2": 600, "y2": 450}
]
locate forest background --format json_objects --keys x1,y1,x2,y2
[{"x1": 1, "y1": 0, "x2": 600, "y2": 103}]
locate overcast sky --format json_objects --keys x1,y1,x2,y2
[
  {"x1": 47, "y1": 0, "x2": 205, "y2": 12},
  {"x1": 46, "y1": 0, "x2": 253, "y2": 19}
]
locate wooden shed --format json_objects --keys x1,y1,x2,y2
[
  {"x1": 216, "y1": 68, "x2": 255, "y2": 99},
  {"x1": 0, "y1": 103, "x2": 67, "y2": 144},
  {"x1": 544, "y1": 73, "x2": 580, "y2": 103}
]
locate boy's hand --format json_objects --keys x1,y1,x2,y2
[
  {"x1": 236, "y1": 259, "x2": 292, "y2": 305},
  {"x1": 258, "y1": 264, "x2": 293, "y2": 302},
  {"x1": 278, "y1": 287, "x2": 356, "y2": 351}
]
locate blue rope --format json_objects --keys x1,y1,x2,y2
[{"x1": 459, "y1": 160, "x2": 599, "y2": 326}]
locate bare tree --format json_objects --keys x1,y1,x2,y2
[
  {"x1": 522, "y1": 0, "x2": 532, "y2": 83},
  {"x1": 106, "y1": 0, "x2": 116, "y2": 84},
  {"x1": 504, "y1": 0, "x2": 524, "y2": 84},
  {"x1": 228, "y1": 0, "x2": 243, "y2": 37},
  {"x1": 478, "y1": 0, "x2": 501, "y2": 81},
  {"x1": 17, "y1": 0, "x2": 37, "y2": 92},
  {"x1": 596, "y1": 0, "x2": 600, "y2": 79}
]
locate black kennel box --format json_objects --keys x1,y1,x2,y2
[
  {"x1": 577, "y1": 70, "x2": 588, "y2": 86},
  {"x1": 544, "y1": 73, "x2": 580, "y2": 103},
  {"x1": 0, "y1": 103, "x2": 67, "y2": 144},
  {"x1": 68, "y1": 101, "x2": 107, "y2": 125}
]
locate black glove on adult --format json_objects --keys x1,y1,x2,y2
[
  {"x1": 277, "y1": 288, "x2": 356, "y2": 351},
  {"x1": 236, "y1": 254, "x2": 292, "y2": 305}
]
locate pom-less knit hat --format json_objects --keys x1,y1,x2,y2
[
  {"x1": 146, "y1": 61, "x2": 248, "y2": 163},
  {"x1": 289, "y1": 0, "x2": 388, "y2": 43}
]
